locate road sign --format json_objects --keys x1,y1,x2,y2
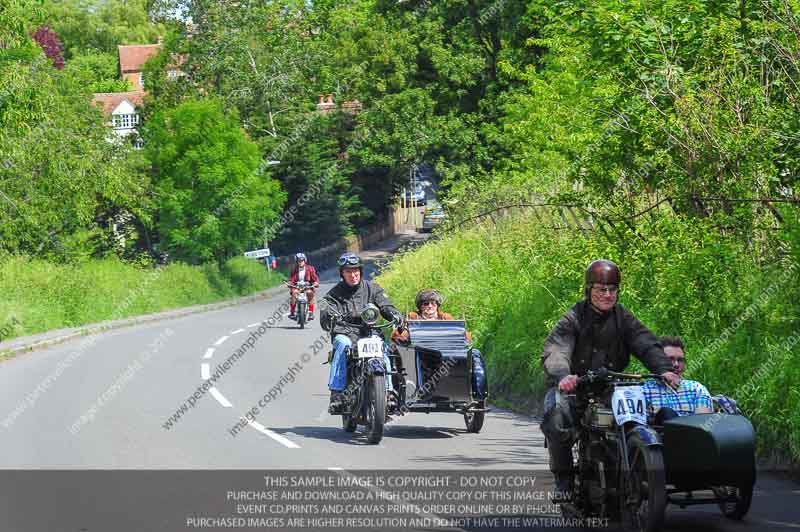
[{"x1": 244, "y1": 248, "x2": 271, "y2": 259}]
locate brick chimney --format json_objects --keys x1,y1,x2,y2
[{"x1": 316, "y1": 93, "x2": 336, "y2": 114}]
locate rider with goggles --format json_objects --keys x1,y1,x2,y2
[{"x1": 321, "y1": 252, "x2": 405, "y2": 413}]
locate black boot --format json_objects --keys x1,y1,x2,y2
[{"x1": 328, "y1": 391, "x2": 344, "y2": 414}]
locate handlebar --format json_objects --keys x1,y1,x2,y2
[
  {"x1": 287, "y1": 283, "x2": 316, "y2": 289},
  {"x1": 576, "y1": 368, "x2": 666, "y2": 387}
]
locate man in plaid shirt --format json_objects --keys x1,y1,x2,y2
[{"x1": 643, "y1": 336, "x2": 713, "y2": 419}]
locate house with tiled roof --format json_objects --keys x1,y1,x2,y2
[
  {"x1": 118, "y1": 44, "x2": 162, "y2": 90},
  {"x1": 92, "y1": 40, "x2": 183, "y2": 147}
]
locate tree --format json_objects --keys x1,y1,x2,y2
[
  {"x1": 143, "y1": 98, "x2": 286, "y2": 264},
  {"x1": 0, "y1": 48, "x2": 149, "y2": 260},
  {"x1": 31, "y1": 25, "x2": 64, "y2": 69},
  {"x1": 42, "y1": 0, "x2": 165, "y2": 59}
]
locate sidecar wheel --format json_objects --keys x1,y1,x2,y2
[
  {"x1": 464, "y1": 402, "x2": 485, "y2": 433},
  {"x1": 342, "y1": 413, "x2": 357, "y2": 432},
  {"x1": 626, "y1": 435, "x2": 666, "y2": 532},
  {"x1": 714, "y1": 483, "x2": 753, "y2": 520}
]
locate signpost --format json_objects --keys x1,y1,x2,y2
[{"x1": 244, "y1": 248, "x2": 271, "y2": 259}]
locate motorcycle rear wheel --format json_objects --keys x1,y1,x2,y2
[
  {"x1": 626, "y1": 436, "x2": 666, "y2": 532},
  {"x1": 364, "y1": 375, "x2": 386, "y2": 444}
]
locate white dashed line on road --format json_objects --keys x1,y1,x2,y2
[
  {"x1": 248, "y1": 421, "x2": 301, "y2": 449},
  {"x1": 201, "y1": 363, "x2": 210, "y2": 380},
  {"x1": 231, "y1": 328, "x2": 245, "y2": 335},
  {"x1": 203, "y1": 348, "x2": 214, "y2": 359},
  {"x1": 210, "y1": 388, "x2": 233, "y2": 408},
  {"x1": 247, "y1": 323, "x2": 261, "y2": 328},
  {"x1": 214, "y1": 335, "x2": 230, "y2": 346}
]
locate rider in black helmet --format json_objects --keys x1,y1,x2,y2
[
  {"x1": 540, "y1": 259, "x2": 680, "y2": 501},
  {"x1": 320, "y1": 252, "x2": 405, "y2": 412}
]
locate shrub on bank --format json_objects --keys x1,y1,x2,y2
[
  {"x1": 377, "y1": 211, "x2": 800, "y2": 463},
  {"x1": 0, "y1": 255, "x2": 283, "y2": 342}
]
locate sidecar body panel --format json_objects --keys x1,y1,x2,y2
[
  {"x1": 395, "y1": 320, "x2": 470, "y2": 405},
  {"x1": 662, "y1": 413, "x2": 756, "y2": 490}
]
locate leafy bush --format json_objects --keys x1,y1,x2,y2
[
  {"x1": 377, "y1": 210, "x2": 800, "y2": 462},
  {"x1": 0, "y1": 256, "x2": 284, "y2": 342}
]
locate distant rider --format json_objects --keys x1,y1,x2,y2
[
  {"x1": 288, "y1": 253, "x2": 319, "y2": 321},
  {"x1": 540, "y1": 259, "x2": 680, "y2": 500},
  {"x1": 320, "y1": 253, "x2": 404, "y2": 413}
]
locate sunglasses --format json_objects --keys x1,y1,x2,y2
[
  {"x1": 592, "y1": 285, "x2": 619, "y2": 295},
  {"x1": 338, "y1": 255, "x2": 360, "y2": 266},
  {"x1": 420, "y1": 300, "x2": 438, "y2": 307}
]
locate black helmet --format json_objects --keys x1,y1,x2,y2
[
  {"x1": 584, "y1": 259, "x2": 621, "y2": 298},
  {"x1": 415, "y1": 289, "x2": 443, "y2": 310},
  {"x1": 337, "y1": 252, "x2": 362, "y2": 275},
  {"x1": 295, "y1": 252, "x2": 307, "y2": 263}
]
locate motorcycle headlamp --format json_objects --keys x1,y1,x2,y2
[{"x1": 360, "y1": 305, "x2": 380, "y2": 325}]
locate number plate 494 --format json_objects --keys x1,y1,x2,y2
[{"x1": 611, "y1": 386, "x2": 647, "y2": 426}]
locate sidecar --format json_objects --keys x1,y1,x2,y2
[
  {"x1": 390, "y1": 319, "x2": 489, "y2": 432},
  {"x1": 657, "y1": 400, "x2": 756, "y2": 520}
]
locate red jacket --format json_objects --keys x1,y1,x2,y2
[{"x1": 289, "y1": 264, "x2": 319, "y2": 286}]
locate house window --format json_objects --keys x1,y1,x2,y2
[
  {"x1": 140, "y1": 72, "x2": 144, "y2": 87},
  {"x1": 113, "y1": 114, "x2": 139, "y2": 129},
  {"x1": 168, "y1": 69, "x2": 179, "y2": 79}
]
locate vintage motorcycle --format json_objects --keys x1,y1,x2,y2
[
  {"x1": 564, "y1": 368, "x2": 668, "y2": 532},
  {"x1": 563, "y1": 368, "x2": 756, "y2": 531},
  {"x1": 287, "y1": 281, "x2": 313, "y2": 329},
  {"x1": 326, "y1": 304, "x2": 394, "y2": 444}
]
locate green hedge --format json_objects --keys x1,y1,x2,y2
[
  {"x1": 377, "y1": 212, "x2": 800, "y2": 464},
  {"x1": 0, "y1": 256, "x2": 284, "y2": 342}
]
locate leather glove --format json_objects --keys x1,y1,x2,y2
[{"x1": 389, "y1": 311, "x2": 405, "y2": 330}]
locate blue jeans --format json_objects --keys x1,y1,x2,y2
[{"x1": 328, "y1": 334, "x2": 394, "y2": 393}]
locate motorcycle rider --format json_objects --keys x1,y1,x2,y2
[
  {"x1": 540, "y1": 259, "x2": 680, "y2": 500},
  {"x1": 643, "y1": 335, "x2": 713, "y2": 421},
  {"x1": 288, "y1": 253, "x2": 319, "y2": 321},
  {"x1": 321, "y1": 252, "x2": 404, "y2": 413},
  {"x1": 391, "y1": 289, "x2": 487, "y2": 401}
]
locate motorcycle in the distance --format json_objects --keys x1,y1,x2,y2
[
  {"x1": 325, "y1": 304, "x2": 393, "y2": 444},
  {"x1": 287, "y1": 281, "x2": 313, "y2": 329}
]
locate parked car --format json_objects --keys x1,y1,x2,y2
[
  {"x1": 402, "y1": 183, "x2": 426, "y2": 205},
  {"x1": 421, "y1": 201, "x2": 446, "y2": 232}
]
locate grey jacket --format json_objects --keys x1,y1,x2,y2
[
  {"x1": 320, "y1": 279, "x2": 401, "y2": 342},
  {"x1": 541, "y1": 300, "x2": 672, "y2": 385}
]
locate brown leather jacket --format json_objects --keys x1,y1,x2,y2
[{"x1": 392, "y1": 310, "x2": 473, "y2": 343}]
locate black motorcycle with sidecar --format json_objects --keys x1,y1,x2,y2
[{"x1": 561, "y1": 368, "x2": 755, "y2": 532}]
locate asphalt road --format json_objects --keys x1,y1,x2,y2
[{"x1": 0, "y1": 235, "x2": 798, "y2": 531}]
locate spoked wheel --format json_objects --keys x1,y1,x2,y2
[
  {"x1": 626, "y1": 436, "x2": 666, "y2": 532},
  {"x1": 342, "y1": 413, "x2": 357, "y2": 432},
  {"x1": 713, "y1": 483, "x2": 753, "y2": 520},
  {"x1": 297, "y1": 302, "x2": 306, "y2": 329},
  {"x1": 464, "y1": 401, "x2": 486, "y2": 433},
  {"x1": 364, "y1": 375, "x2": 386, "y2": 444}
]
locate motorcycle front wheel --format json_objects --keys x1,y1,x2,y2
[
  {"x1": 297, "y1": 302, "x2": 306, "y2": 329},
  {"x1": 626, "y1": 435, "x2": 666, "y2": 532},
  {"x1": 364, "y1": 374, "x2": 386, "y2": 444}
]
